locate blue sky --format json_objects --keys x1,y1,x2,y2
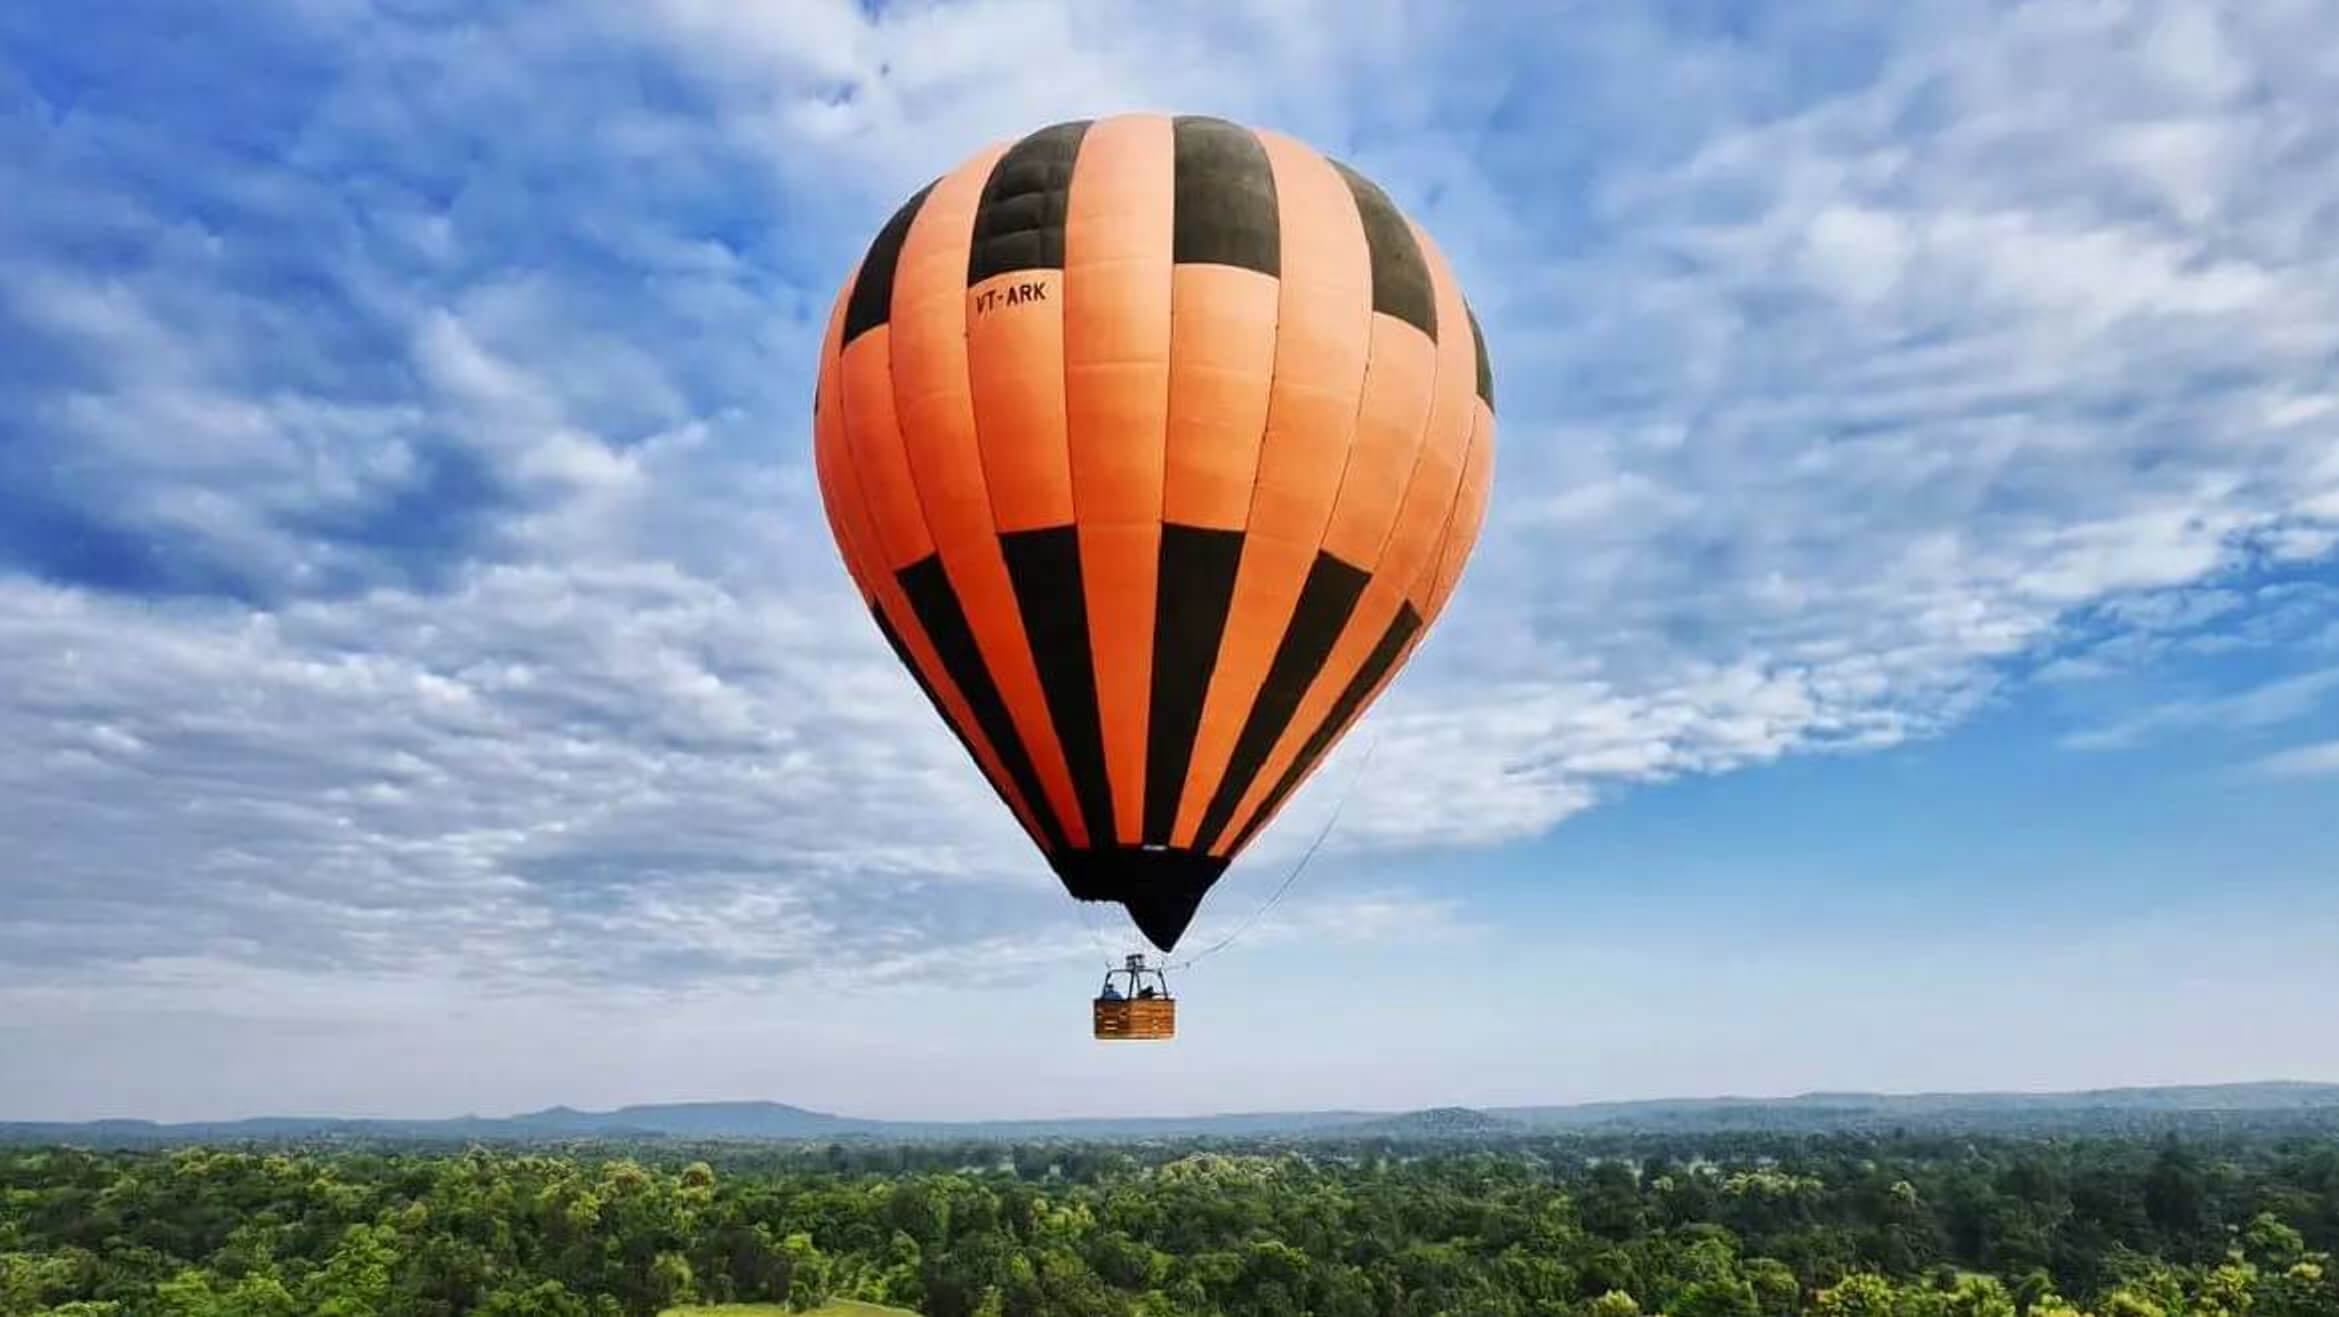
[{"x1": 4, "y1": 0, "x2": 2337, "y2": 1122}]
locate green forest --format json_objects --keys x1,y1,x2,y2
[{"x1": 3, "y1": 1129, "x2": 2335, "y2": 1316}]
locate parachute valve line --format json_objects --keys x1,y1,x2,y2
[{"x1": 1165, "y1": 726, "x2": 1384, "y2": 972}]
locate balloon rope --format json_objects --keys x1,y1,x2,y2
[
  {"x1": 1073, "y1": 884, "x2": 1118, "y2": 969},
  {"x1": 1166, "y1": 726, "x2": 1384, "y2": 972}
]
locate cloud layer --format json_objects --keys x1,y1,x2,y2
[{"x1": 3, "y1": 0, "x2": 2336, "y2": 1030}]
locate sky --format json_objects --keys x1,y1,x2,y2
[{"x1": 3, "y1": 0, "x2": 2337, "y2": 1123}]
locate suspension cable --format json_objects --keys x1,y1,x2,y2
[
  {"x1": 1163, "y1": 726, "x2": 1383, "y2": 972},
  {"x1": 1073, "y1": 884, "x2": 1118, "y2": 971}
]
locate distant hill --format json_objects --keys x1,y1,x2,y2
[
  {"x1": 5, "y1": 1081, "x2": 2335, "y2": 1147},
  {"x1": 505, "y1": 1102, "x2": 869, "y2": 1140},
  {"x1": 1496, "y1": 1081, "x2": 2339, "y2": 1133},
  {"x1": 1348, "y1": 1106, "x2": 1526, "y2": 1138}
]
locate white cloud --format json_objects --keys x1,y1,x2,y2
[
  {"x1": 2248, "y1": 739, "x2": 2339, "y2": 779},
  {"x1": 2060, "y1": 666, "x2": 2339, "y2": 750}
]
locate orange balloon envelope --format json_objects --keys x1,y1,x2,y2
[{"x1": 812, "y1": 114, "x2": 1495, "y2": 951}]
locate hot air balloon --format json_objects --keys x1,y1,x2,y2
[{"x1": 811, "y1": 114, "x2": 1494, "y2": 1033}]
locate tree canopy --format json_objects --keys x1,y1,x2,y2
[{"x1": 2, "y1": 1128, "x2": 2335, "y2": 1315}]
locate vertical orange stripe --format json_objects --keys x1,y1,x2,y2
[
  {"x1": 1427, "y1": 401, "x2": 1495, "y2": 621},
  {"x1": 1242, "y1": 131, "x2": 1373, "y2": 549},
  {"x1": 1213, "y1": 228, "x2": 1479, "y2": 851},
  {"x1": 888, "y1": 143, "x2": 1090, "y2": 847},
  {"x1": 890, "y1": 145, "x2": 1006, "y2": 554},
  {"x1": 1317, "y1": 317, "x2": 1437, "y2": 565},
  {"x1": 1171, "y1": 130, "x2": 1372, "y2": 846},
  {"x1": 1078, "y1": 523, "x2": 1158, "y2": 843},
  {"x1": 1406, "y1": 448, "x2": 1472, "y2": 617},
  {"x1": 812, "y1": 274, "x2": 871, "y2": 594},
  {"x1": 1371, "y1": 226, "x2": 1476, "y2": 586},
  {"x1": 1065, "y1": 112, "x2": 1173, "y2": 528},
  {"x1": 840, "y1": 329, "x2": 935, "y2": 572},
  {"x1": 1065, "y1": 112, "x2": 1174, "y2": 842},
  {"x1": 818, "y1": 268, "x2": 1048, "y2": 849},
  {"x1": 967, "y1": 269, "x2": 1075, "y2": 531},
  {"x1": 819, "y1": 290, "x2": 896, "y2": 615},
  {"x1": 1162, "y1": 266, "x2": 1279, "y2": 529}
]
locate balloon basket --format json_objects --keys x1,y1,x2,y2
[
  {"x1": 1092, "y1": 953, "x2": 1176, "y2": 1040},
  {"x1": 1093, "y1": 995, "x2": 1175, "y2": 1040}
]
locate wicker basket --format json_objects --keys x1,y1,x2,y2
[{"x1": 1093, "y1": 996, "x2": 1175, "y2": 1040}]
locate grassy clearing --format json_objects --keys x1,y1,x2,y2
[{"x1": 657, "y1": 1302, "x2": 919, "y2": 1317}]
